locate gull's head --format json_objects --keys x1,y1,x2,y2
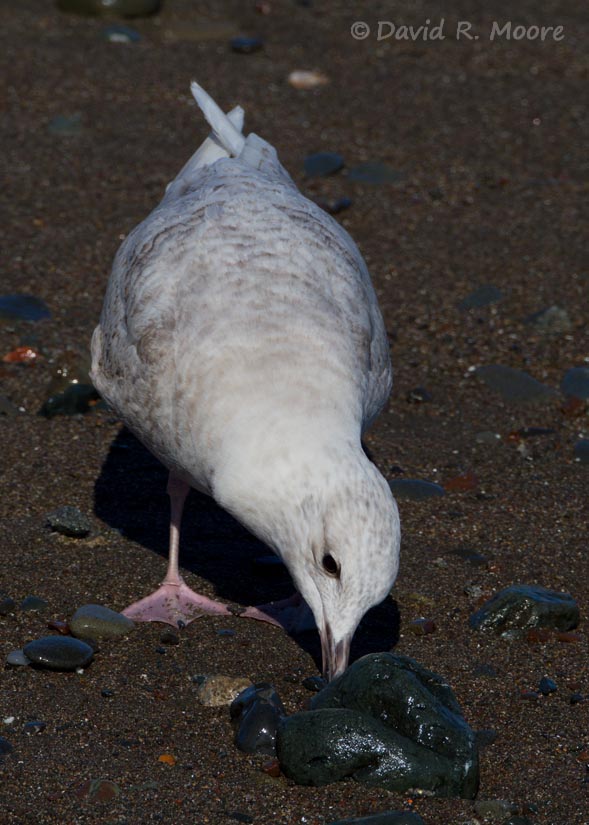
[{"x1": 282, "y1": 457, "x2": 401, "y2": 681}]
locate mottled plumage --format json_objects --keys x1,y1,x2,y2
[{"x1": 91, "y1": 83, "x2": 401, "y2": 679}]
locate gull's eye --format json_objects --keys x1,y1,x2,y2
[{"x1": 322, "y1": 554, "x2": 340, "y2": 578}]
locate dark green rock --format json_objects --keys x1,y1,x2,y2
[
  {"x1": 0, "y1": 737, "x2": 14, "y2": 757},
  {"x1": 46, "y1": 506, "x2": 91, "y2": 538},
  {"x1": 39, "y1": 383, "x2": 100, "y2": 417},
  {"x1": 70, "y1": 604, "x2": 135, "y2": 639},
  {"x1": 476, "y1": 365, "x2": 557, "y2": 404},
  {"x1": 23, "y1": 636, "x2": 94, "y2": 671},
  {"x1": 388, "y1": 479, "x2": 445, "y2": 501},
  {"x1": 329, "y1": 812, "x2": 425, "y2": 825},
  {"x1": 277, "y1": 653, "x2": 478, "y2": 798},
  {"x1": 469, "y1": 585, "x2": 579, "y2": 637},
  {"x1": 20, "y1": 595, "x2": 48, "y2": 612},
  {"x1": 0, "y1": 294, "x2": 50, "y2": 322},
  {"x1": 458, "y1": 284, "x2": 503, "y2": 311},
  {"x1": 561, "y1": 366, "x2": 589, "y2": 399},
  {"x1": 304, "y1": 152, "x2": 345, "y2": 178}
]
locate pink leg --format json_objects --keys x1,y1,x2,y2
[{"x1": 122, "y1": 473, "x2": 311, "y2": 631}]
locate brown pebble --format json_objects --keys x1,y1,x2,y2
[
  {"x1": 556, "y1": 631, "x2": 581, "y2": 643},
  {"x1": 406, "y1": 618, "x2": 436, "y2": 635},
  {"x1": 262, "y1": 759, "x2": 281, "y2": 777},
  {"x1": 520, "y1": 689, "x2": 540, "y2": 701}
]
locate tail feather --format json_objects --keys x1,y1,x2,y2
[{"x1": 190, "y1": 81, "x2": 245, "y2": 157}]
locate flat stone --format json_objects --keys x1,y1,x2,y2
[
  {"x1": 574, "y1": 439, "x2": 589, "y2": 464},
  {"x1": 70, "y1": 604, "x2": 135, "y2": 640},
  {"x1": 470, "y1": 585, "x2": 579, "y2": 637},
  {"x1": 476, "y1": 365, "x2": 557, "y2": 404},
  {"x1": 348, "y1": 162, "x2": 405, "y2": 185},
  {"x1": 20, "y1": 595, "x2": 48, "y2": 612},
  {"x1": 45, "y1": 506, "x2": 91, "y2": 538},
  {"x1": 277, "y1": 652, "x2": 478, "y2": 798},
  {"x1": 196, "y1": 674, "x2": 252, "y2": 707},
  {"x1": 329, "y1": 812, "x2": 425, "y2": 825},
  {"x1": 231, "y1": 683, "x2": 286, "y2": 756},
  {"x1": 458, "y1": 285, "x2": 503, "y2": 311},
  {"x1": 0, "y1": 294, "x2": 51, "y2": 322},
  {"x1": 388, "y1": 479, "x2": 445, "y2": 501},
  {"x1": 6, "y1": 650, "x2": 31, "y2": 668},
  {"x1": 526, "y1": 305, "x2": 572, "y2": 335},
  {"x1": 23, "y1": 637, "x2": 94, "y2": 671},
  {"x1": 304, "y1": 152, "x2": 344, "y2": 178},
  {"x1": 562, "y1": 366, "x2": 589, "y2": 399}
]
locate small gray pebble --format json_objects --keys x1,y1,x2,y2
[
  {"x1": 45, "y1": 505, "x2": 91, "y2": 538},
  {"x1": 6, "y1": 649, "x2": 31, "y2": 668},
  {"x1": 20, "y1": 595, "x2": 49, "y2": 612}
]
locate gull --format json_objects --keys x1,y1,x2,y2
[{"x1": 91, "y1": 82, "x2": 401, "y2": 680}]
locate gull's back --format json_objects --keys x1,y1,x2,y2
[{"x1": 91, "y1": 84, "x2": 392, "y2": 498}]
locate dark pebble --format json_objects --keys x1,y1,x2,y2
[
  {"x1": 23, "y1": 636, "x2": 94, "y2": 671},
  {"x1": 458, "y1": 284, "x2": 503, "y2": 310},
  {"x1": 0, "y1": 737, "x2": 14, "y2": 756},
  {"x1": 329, "y1": 812, "x2": 425, "y2": 825},
  {"x1": 570, "y1": 693, "x2": 585, "y2": 705},
  {"x1": 476, "y1": 365, "x2": 556, "y2": 404},
  {"x1": 348, "y1": 162, "x2": 405, "y2": 185},
  {"x1": 452, "y1": 547, "x2": 488, "y2": 567},
  {"x1": 469, "y1": 585, "x2": 579, "y2": 637},
  {"x1": 227, "y1": 813, "x2": 254, "y2": 824},
  {"x1": 304, "y1": 152, "x2": 345, "y2": 178},
  {"x1": 231, "y1": 683, "x2": 286, "y2": 757},
  {"x1": 538, "y1": 676, "x2": 557, "y2": 695},
  {"x1": 48, "y1": 113, "x2": 82, "y2": 136},
  {"x1": 101, "y1": 689, "x2": 115, "y2": 698},
  {"x1": 388, "y1": 479, "x2": 445, "y2": 501},
  {"x1": 0, "y1": 294, "x2": 51, "y2": 323},
  {"x1": 406, "y1": 617, "x2": 436, "y2": 635},
  {"x1": 103, "y1": 24, "x2": 141, "y2": 42},
  {"x1": 0, "y1": 593, "x2": 16, "y2": 615},
  {"x1": 561, "y1": 366, "x2": 589, "y2": 399},
  {"x1": 230, "y1": 36, "x2": 264, "y2": 54},
  {"x1": 574, "y1": 439, "x2": 589, "y2": 464},
  {"x1": 217, "y1": 629, "x2": 236, "y2": 637},
  {"x1": 160, "y1": 630, "x2": 180, "y2": 645},
  {"x1": 45, "y1": 506, "x2": 91, "y2": 538},
  {"x1": 23, "y1": 720, "x2": 46, "y2": 735},
  {"x1": 302, "y1": 675, "x2": 327, "y2": 692},
  {"x1": 39, "y1": 382, "x2": 100, "y2": 417},
  {"x1": 20, "y1": 595, "x2": 49, "y2": 612},
  {"x1": 406, "y1": 386, "x2": 432, "y2": 403},
  {"x1": 473, "y1": 663, "x2": 498, "y2": 678},
  {"x1": 277, "y1": 652, "x2": 479, "y2": 798},
  {"x1": 315, "y1": 196, "x2": 352, "y2": 215},
  {"x1": 520, "y1": 689, "x2": 540, "y2": 701}
]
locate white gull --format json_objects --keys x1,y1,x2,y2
[{"x1": 91, "y1": 82, "x2": 401, "y2": 680}]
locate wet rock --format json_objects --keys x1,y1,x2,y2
[
  {"x1": 57, "y1": 0, "x2": 161, "y2": 17},
  {"x1": 277, "y1": 652, "x2": 478, "y2": 798},
  {"x1": 0, "y1": 593, "x2": 16, "y2": 615},
  {"x1": 474, "y1": 800, "x2": 518, "y2": 821},
  {"x1": 574, "y1": 439, "x2": 589, "y2": 464},
  {"x1": 470, "y1": 585, "x2": 579, "y2": 638},
  {"x1": 329, "y1": 812, "x2": 425, "y2": 825},
  {"x1": 39, "y1": 383, "x2": 100, "y2": 417},
  {"x1": 23, "y1": 637, "x2": 94, "y2": 671},
  {"x1": 48, "y1": 114, "x2": 83, "y2": 136},
  {"x1": 6, "y1": 650, "x2": 31, "y2": 668},
  {"x1": 302, "y1": 675, "x2": 326, "y2": 692},
  {"x1": 160, "y1": 629, "x2": 180, "y2": 645},
  {"x1": 561, "y1": 366, "x2": 589, "y2": 399},
  {"x1": 20, "y1": 595, "x2": 48, "y2": 612},
  {"x1": 388, "y1": 479, "x2": 445, "y2": 501},
  {"x1": 288, "y1": 70, "x2": 329, "y2": 90},
  {"x1": 538, "y1": 676, "x2": 557, "y2": 695},
  {"x1": 45, "y1": 506, "x2": 91, "y2": 538},
  {"x1": 103, "y1": 24, "x2": 141, "y2": 42},
  {"x1": 476, "y1": 365, "x2": 556, "y2": 404},
  {"x1": 304, "y1": 152, "x2": 344, "y2": 178},
  {"x1": 0, "y1": 294, "x2": 51, "y2": 322},
  {"x1": 526, "y1": 305, "x2": 572, "y2": 335},
  {"x1": 231, "y1": 683, "x2": 286, "y2": 756},
  {"x1": 196, "y1": 674, "x2": 252, "y2": 707},
  {"x1": 348, "y1": 162, "x2": 405, "y2": 185},
  {"x1": 70, "y1": 604, "x2": 135, "y2": 640},
  {"x1": 406, "y1": 386, "x2": 432, "y2": 403},
  {"x1": 74, "y1": 778, "x2": 121, "y2": 802},
  {"x1": 0, "y1": 737, "x2": 14, "y2": 757},
  {"x1": 458, "y1": 285, "x2": 503, "y2": 311},
  {"x1": 23, "y1": 720, "x2": 47, "y2": 735},
  {"x1": 230, "y1": 36, "x2": 263, "y2": 54}
]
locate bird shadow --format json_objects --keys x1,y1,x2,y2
[{"x1": 94, "y1": 427, "x2": 400, "y2": 672}]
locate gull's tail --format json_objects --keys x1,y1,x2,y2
[{"x1": 190, "y1": 81, "x2": 246, "y2": 157}]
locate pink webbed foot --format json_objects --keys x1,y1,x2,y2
[{"x1": 122, "y1": 579, "x2": 234, "y2": 627}]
